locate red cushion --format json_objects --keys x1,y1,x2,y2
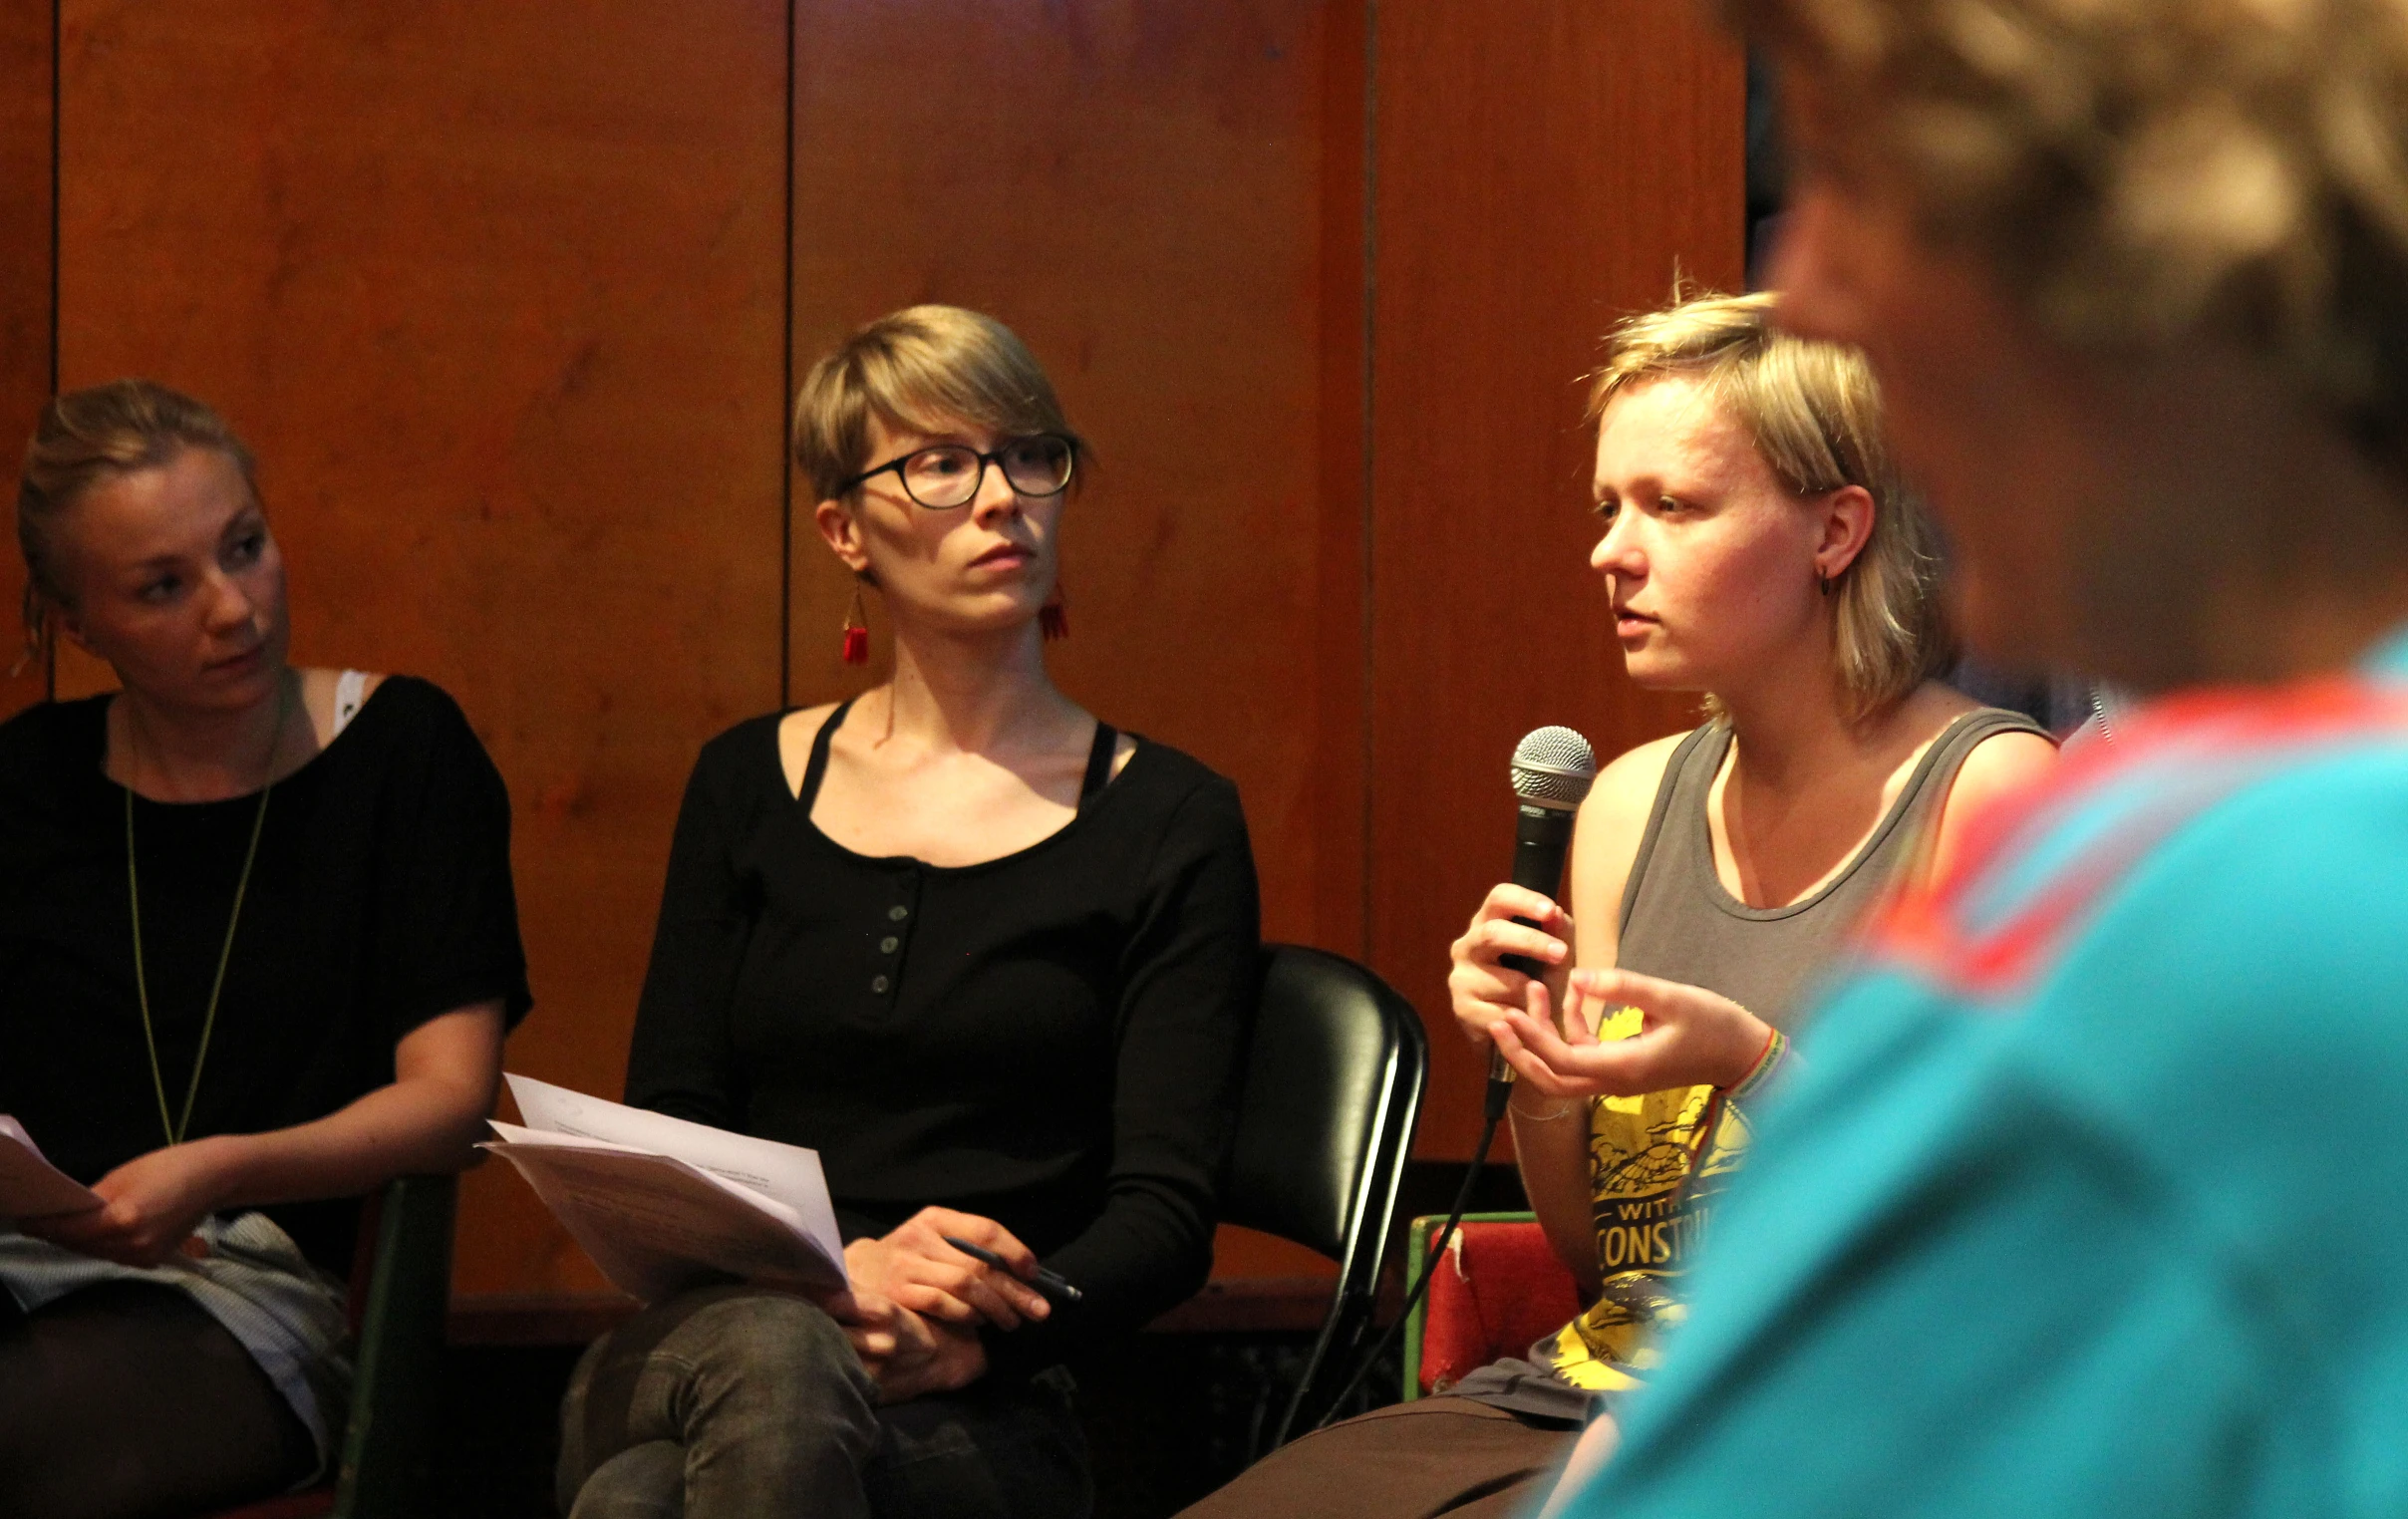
[{"x1": 1416, "y1": 1220, "x2": 1586, "y2": 1395}]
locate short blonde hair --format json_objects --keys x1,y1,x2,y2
[
  {"x1": 1729, "y1": 0, "x2": 2408, "y2": 477},
  {"x1": 17, "y1": 380, "x2": 258, "y2": 633},
  {"x1": 1591, "y1": 290, "x2": 1954, "y2": 721},
  {"x1": 792, "y1": 305, "x2": 1084, "y2": 502}
]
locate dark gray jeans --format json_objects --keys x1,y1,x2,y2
[{"x1": 557, "y1": 1285, "x2": 1090, "y2": 1519}]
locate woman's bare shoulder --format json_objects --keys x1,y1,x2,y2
[
  {"x1": 777, "y1": 700, "x2": 850, "y2": 799},
  {"x1": 1898, "y1": 681, "x2": 2058, "y2": 789},
  {"x1": 1889, "y1": 679, "x2": 2055, "y2": 791},
  {"x1": 1948, "y1": 726, "x2": 2059, "y2": 806},
  {"x1": 1925, "y1": 702, "x2": 2060, "y2": 881},
  {"x1": 778, "y1": 700, "x2": 845, "y2": 743},
  {"x1": 1568, "y1": 729, "x2": 1694, "y2": 952},
  {"x1": 1588, "y1": 731, "x2": 1690, "y2": 823}
]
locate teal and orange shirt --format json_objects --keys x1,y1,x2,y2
[{"x1": 1573, "y1": 627, "x2": 2408, "y2": 1518}]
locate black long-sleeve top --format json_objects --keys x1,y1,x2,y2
[{"x1": 625, "y1": 708, "x2": 1260, "y2": 1376}]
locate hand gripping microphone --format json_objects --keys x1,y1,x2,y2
[{"x1": 1488, "y1": 726, "x2": 1600, "y2": 1118}]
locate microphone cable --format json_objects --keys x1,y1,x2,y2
[{"x1": 1306, "y1": 1084, "x2": 1509, "y2": 1432}]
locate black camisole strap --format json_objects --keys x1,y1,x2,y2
[
  {"x1": 1080, "y1": 722, "x2": 1119, "y2": 805},
  {"x1": 805, "y1": 702, "x2": 1116, "y2": 809},
  {"x1": 796, "y1": 698, "x2": 856, "y2": 809}
]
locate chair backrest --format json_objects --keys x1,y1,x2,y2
[
  {"x1": 1223, "y1": 944, "x2": 1427, "y2": 1324},
  {"x1": 211, "y1": 1173, "x2": 458, "y2": 1519},
  {"x1": 333, "y1": 1172, "x2": 458, "y2": 1519}
]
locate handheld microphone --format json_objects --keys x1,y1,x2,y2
[{"x1": 1490, "y1": 727, "x2": 1599, "y2": 1118}]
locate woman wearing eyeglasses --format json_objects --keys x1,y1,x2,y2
[{"x1": 555, "y1": 305, "x2": 1262, "y2": 1519}]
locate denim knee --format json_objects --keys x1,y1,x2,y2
[
  {"x1": 565, "y1": 1439, "x2": 685, "y2": 1519},
  {"x1": 661, "y1": 1288, "x2": 877, "y2": 1426},
  {"x1": 560, "y1": 1285, "x2": 880, "y2": 1512}
]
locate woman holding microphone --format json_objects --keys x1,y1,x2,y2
[
  {"x1": 1179, "y1": 290, "x2": 2053, "y2": 1518},
  {"x1": 556, "y1": 305, "x2": 1261, "y2": 1519}
]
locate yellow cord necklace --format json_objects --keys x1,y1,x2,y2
[{"x1": 124, "y1": 683, "x2": 286, "y2": 1147}]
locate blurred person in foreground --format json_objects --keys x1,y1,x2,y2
[{"x1": 1553, "y1": 1, "x2": 2408, "y2": 1514}]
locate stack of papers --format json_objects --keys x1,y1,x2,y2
[{"x1": 485, "y1": 1074, "x2": 850, "y2": 1303}]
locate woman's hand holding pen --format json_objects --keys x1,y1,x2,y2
[{"x1": 844, "y1": 1206, "x2": 1053, "y2": 1332}]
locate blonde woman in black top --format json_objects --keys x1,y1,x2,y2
[
  {"x1": 0, "y1": 382, "x2": 529, "y2": 1518},
  {"x1": 557, "y1": 306, "x2": 1261, "y2": 1519}
]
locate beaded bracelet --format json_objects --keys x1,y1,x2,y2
[
  {"x1": 1726, "y1": 1026, "x2": 1788, "y2": 1101},
  {"x1": 1508, "y1": 1090, "x2": 1588, "y2": 1123}
]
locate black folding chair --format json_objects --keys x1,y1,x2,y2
[
  {"x1": 209, "y1": 1173, "x2": 457, "y2": 1519},
  {"x1": 1222, "y1": 943, "x2": 1427, "y2": 1452}
]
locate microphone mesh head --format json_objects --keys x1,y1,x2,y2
[{"x1": 1511, "y1": 727, "x2": 1599, "y2": 809}]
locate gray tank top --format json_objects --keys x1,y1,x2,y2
[{"x1": 1615, "y1": 708, "x2": 2049, "y2": 1029}]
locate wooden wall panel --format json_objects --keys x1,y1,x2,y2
[
  {"x1": 39, "y1": 0, "x2": 1743, "y2": 1300},
  {"x1": 1365, "y1": 3, "x2": 1746, "y2": 1157},
  {"x1": 0, "y1": 1, "x2": 49, "y2": 721},
  {"x1": 56, "y1": 0, "x2": 790, "y2": 1294},
  {"x1": 785, "y1": 0, "x2": 1350, "y2": 953}
]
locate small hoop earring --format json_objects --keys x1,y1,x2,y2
[
  {"x1": 840, "y1": 584, "x2": 869, "y2": 666},
  {"x1": 1818, "y1": 567, "x2": 1836, "y2": 598}
]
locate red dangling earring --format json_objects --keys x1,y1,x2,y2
[
  {"x1": 1039, "y1": 582, "x2": 1069, "y2": 642},
  {"x1": 840, "y1": 585, "x2": 869, "y2": 666}
]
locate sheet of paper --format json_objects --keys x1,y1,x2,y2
[
  {"x1": 502, "y1": 1073, "x2": 845, "y2": 1263},
  {"x1": 483, "y1": 1129, "x2": 847, "y2": 1302},
  {"x1": 0, "y1": 1115, "x2": 104, "y2": 1219},
  {"x1": 485, "y1": 1119, "x2": 819, "y2": 1239}
]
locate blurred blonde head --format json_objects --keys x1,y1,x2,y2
[
  {"x1": 1592, "y1": 289, "x2": 1953, "y2": 721},
  {"x1": 1728, "y1": 0, "x2": 2408, "y2": 478}
]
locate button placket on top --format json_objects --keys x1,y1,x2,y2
[{"x1": 869, "y1": 868, "x2": 919, "y2": 1002}]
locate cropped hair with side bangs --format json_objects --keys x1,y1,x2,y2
[
  {"x1": 1591, "y1": 289, "x2": 1954, "y2": 722},
  {"x1": 792, "y1": 305, "x2": 1084, "y2": 504}
]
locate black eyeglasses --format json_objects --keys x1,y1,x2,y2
[{"x1": 839, "y1": 434, "x2": 1077, "y2": 510}]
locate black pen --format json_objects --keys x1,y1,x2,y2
[{"x1": 943, "y1": 1234, "x2": 1084, "y2": 1305}]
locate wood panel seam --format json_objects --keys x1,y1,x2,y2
[
  {"x1": 1357, "y1": 0, "x2": 1378, "y2": 962},
  {"x1": 779, "y1": 0, "x2": 797, "y2": 711},
  {"x1": 43, "y1": 0, "x2": 58, "y2": 703}
]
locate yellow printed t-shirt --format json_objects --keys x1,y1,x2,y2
[{"x1": 1543, "y1": 1007, "x2": 1749, "y2": 1392}]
